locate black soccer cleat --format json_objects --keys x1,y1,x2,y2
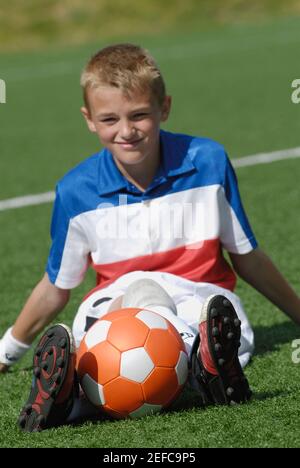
[
  {"x1": 192, "y1": 295, "x2": 252, "y2": 406},
  {"x1": 18, "y1": 324, "x2": 78, "y2": 432}
]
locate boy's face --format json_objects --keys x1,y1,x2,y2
[{"x1": 81, "y1": 86, "x2": 171, "y2": 170}]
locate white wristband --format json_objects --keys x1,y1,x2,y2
[{"x1": 0, "y1": 327, "x2": 31, "y2": 366}]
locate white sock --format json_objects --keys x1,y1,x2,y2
[{"x1": 122, "y1": 279, "x2": 197, "y2": 357}]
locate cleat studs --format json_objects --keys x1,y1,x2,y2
[
  {"x1": 46, "y1": 329, "x2": 54, "y2": 338},
  {"x1": 41, "y1": 361, "x2": 48, "y2": 370},
  {"x1": 35, "y1": 346, "x2": 43, "y2": 357},
  {"x1": 223, "y1": 299, "x2": 231, "y2": 307},
  {"x1": 230, "y1": 400, "x2": 238, "y2": 406},
  {"x1": 211, "y1": 308, "x2": 218, "y2": 318},
  {"x1": 53, "y1": 372, "x2": 61, "y2": 384},
  {"x1": 223, "y1": 317, "x2": 230, "y2": 325},
  {"x1": 234, "y1": 318, "x2": 241, "y2": 327},
  {"x1": 19, "y1": 416, "x2": 27, "y2": 428},
  {"x1": 56, "y1": 357, "x2": 64, "y2": 368},
  {"x1": 227, "y1": 332, "x2": 234, "y2": 340},
  {"x1": 226, "y1": 387, "x2": 234, "y2": 397},
  {"x1": 33, "y1": 367, "x2": 41, "y2": 378},
  {"x1": 212, "y1": 327, "x2": 219, "y2": 337},
  {"x1": 59, "y1": 338, "x2": 67, "y2": 348},
  {"x1": 24, "y1": 404, "x2": 32, "y2": 415},
  {"x1": 36, "y1": 414, "x2": 45, "y2": 425},
  {"x1": 214, "y1": 343, "x2": 222, "y2": 352},
  {"x1": 218, "y1": 358, "x2": 225, "y2": 367}
]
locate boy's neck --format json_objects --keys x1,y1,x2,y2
[{"x1": 113, "y1": 148, "x2": 161, "y2": 193}]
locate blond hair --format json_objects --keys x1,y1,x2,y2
[{"x1": 80, "y1": 43, "x2": 166, "y2": 109}]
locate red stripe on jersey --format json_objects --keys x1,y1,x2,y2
[{"x1": 84, "y1": 238, "x2": 236, "y2": 300}]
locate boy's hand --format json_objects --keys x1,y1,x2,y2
[{"x1": 0, "y1": 362, "x2": 9, "y2": 373}]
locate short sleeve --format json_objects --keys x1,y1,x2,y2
[
  {"x1": 218, "y1": 155, "x2": 258, "y2": 254},
  {"x1": 46, "y1": 186, "x2": 90, "y2": 289}
]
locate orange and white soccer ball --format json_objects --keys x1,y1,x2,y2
[{"x1": 76, "y1": 307, "x2": 188, "y2": 419}]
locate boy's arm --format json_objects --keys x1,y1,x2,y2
[
  {"x1": 229, "y1": 247, "x2": 300, "y2": 325},
  {"x1": 0, "y1": 273, "x2": 70, "y2": 373}
]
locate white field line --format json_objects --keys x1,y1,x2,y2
[
  {"x1": 0, "y1": 146, "x2": 300, "y2": 212},
  {"x1": 0, "y1": 191, "x2": 55, "y2": 211},
  {"x1": 232, "y1": 146, "x2": 300, "y2": 167}
]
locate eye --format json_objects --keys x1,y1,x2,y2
[
  {"x1": 100, "y1": 117, "x2": 117, "y2": 124},
  {"x1": 132, "y1": 112, "x2": 149, "y2": 120}
]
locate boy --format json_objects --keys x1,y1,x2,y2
[{"x1": 1, "y1": 44, "x2": 300, "y2": 432}]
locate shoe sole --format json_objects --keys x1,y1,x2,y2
[
  {"x1": 201, "y1": 294, "x2": 252, "y2": 404},
  {"x1": 18, "y1": 324, "x2": 75, "y2": 432}
]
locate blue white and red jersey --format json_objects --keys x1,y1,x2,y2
[{"x1": 46, "y1": 130, "x2": 257, "y2": 293}]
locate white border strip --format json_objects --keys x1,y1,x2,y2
[{"x1": 1, "y1": 146, "x2": 300, "y2": 212}]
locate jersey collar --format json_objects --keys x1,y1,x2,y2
[{"x1": 97, "y1": 129, "x2": 196, "y2": 196}]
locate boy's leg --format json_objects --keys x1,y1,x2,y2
[
  {"x1": 176, "y1": 286, "x2": 255, "y2": 369},
  {"x1": 68, "y1": 276, "x2": 251, "y2": 420},
  {"x1": 122, "y1": 279, "x2": 252, "y2": 405},
  {"x1": 72, "y1": 277, "x2": 198, "y2": 355},
  {"x1": 18, "y1": 324, "x2": 78, "y2": 432},
  {"x1": 67, "y1": 279, "x2": 197, "y2": 423},
  {"x1": 122, "y1": 278, "x2": 197, "y2": 356},
  {"x1": 190, "y1": 294, "x2": 252, "y2": 405}
]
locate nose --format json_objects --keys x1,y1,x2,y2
[{"x1": 119, "y1": 119, "x2": 135, "y2": 140}]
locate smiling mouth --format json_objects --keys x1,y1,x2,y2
[{"x1": 116, "y1": 139, "x2": 143, "y2": 145}]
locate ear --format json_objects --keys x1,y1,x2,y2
[
  {"x1": 80, "y1": 106, "x2": 97, "y2": 133},
  {"x1": 161, "y1": 95, "x2": 172, "y2": 122}
]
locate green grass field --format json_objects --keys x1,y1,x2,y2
[{"x1": 0, "y1": 16, "x2": 300, "y2": 448}]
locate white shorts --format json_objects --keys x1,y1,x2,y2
[{"x1": 72, "y1": 271, "x2": 254, "y2": 368}]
